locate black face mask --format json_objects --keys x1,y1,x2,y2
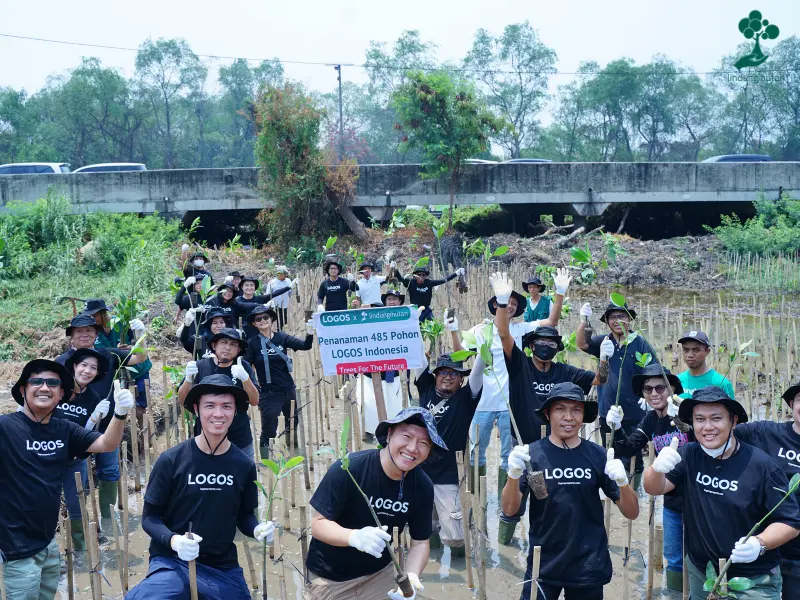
[{"x1": 533, "y1": 344, "x2": 558, "y2": 361}]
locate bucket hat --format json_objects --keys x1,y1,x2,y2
[
  {"x1": 381, "y1": 289, "x2": 406, "y2": 305},
  {"x1": 781, "y1": 383, "x2": 800, "y2": 406},
  {"x1": 66, "y1": 314, "x2": 102, "y2": 337},
  {"x1": 239, "y1": 275, "x2": 260, "y2": 291},
  {"x1": 65, "y1": 348, "x2": 110, "y2": 383},
  {"x1": 432, "y1": 354, "x2": 471, "y2": 376},
  {"x1": 208, "y1": 328, "x2": 247, "y2": 355},
  {"x1": 83, "y1": 299, "x2": 114, "y2": 315},
  {"x1": 632, "y1": 364, "x2": 684, "y2": 398},
  {"x1": 358, "y1": 261, "x2": 377, "y2": 272},
  {"x1": 678, "y1": 386, "x2": 748, "y2": 424},
  {"x1": 184, "y1": 374, "x2": 249, "y2": 414},
  {"x1": 247, "y1": 304, "x2": 278, "y2": 325},
  {"x1": 202, "y1": 307, "x2": 228, "y2": 326},
  {"x1": 521, "y1": 325, "x2": 564, "y2": 351},
  {"x1": 323, "y1": 258, "x2": 344, "y2": 276},
  {"x1": 535, "y1": 382, "x2": 599, "y2": 424},
  {"x1": 488, "y1": 291, "x2": 527, "y2": 319},
  {"x1": 374, "y1": 407, "x2": 449, "y2": 463},
  {"x1": 412, "y1": 266, "x2": 430, "y2": 276},
  {"x1": 189, "y1": 251, "x2": 209, "y2": 263},
  {"x1": 12, "y1": 359, "x2": 74, "y2": 406},
  {"x1": 522, "y1": 276, "x2": 546, "y2": 294},
  {"x1": 600, "y1": 302, "x2": 637, "y2": 324}
]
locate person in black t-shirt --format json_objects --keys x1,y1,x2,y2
[
  {"x1": 735, "y1": 382, "x2": 800, "y2": 597},
  {"x1": 502, "y1": 382, "x2": 639, "y2": 600},
  {"x1": 232, "y1": 275, "x2": 291, "y2": 339},
  {"x1": 607, "y1": 363, "x2": 692, "y2": 592},
  {"x1": 180, "y1": 248, "x2": 214, "y2": 284},
  {"x1": 177, "y1": 329, "x2": 259, "y2": 460},
  {"x1": 645, "y1": 387, "x2": 800, "y2": 598},
  {"x1": 175, "y1": 273, "x2": 211, "y2": 312},
  {"x1": 243, "y1": 305, "x2": 314, "y2": 457},
  {"x1": 127, "y1": 375, "x2": 273, "y2": 600},
  {"x1": 390, "y1": 265, "x2": 464, "y2": 321},
  {"x1": 1, "y1": 358, "x2": 132, "y2": 599},
  {"x1": 316, "y1": 259, "x2": 356, "y2": 312},
  {"x1": 491, "y1": 272, "x2": 609, "y2": 544},
  {"x1": 203, "y1": 281, "x2": 237, "y2": 324},
  {"x1": 306, "y1": 407, "x2": 446, "y2": 600},
  {"x1": 181, "y1": 307, "x2": 228, "y2": 359}
]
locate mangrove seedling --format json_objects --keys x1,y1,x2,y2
[{"x1": 419, "y1": 317, "x2": 446, "y2": 360}]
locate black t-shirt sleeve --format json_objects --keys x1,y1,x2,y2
[
  {"x1": 733, "y1": 422, "x2": 760, "y2": 444},
  {"x1": 309, "y1": 459, "x2": 350, "y2": 521},
  {"x1": 407, "y1": 477, "x2": 434, "y2": 541},
  {"x1": 503, "y1": 343, "x2": 525, "y2": 375},
  {"x1": 613, "y1": 414, "x2": 652, "y2": 457},
  {"x1": 317, "y1": 281, "x2": 327, "y2": 303},
  {"x1": 414, "y1": 368, "x2": 435, "y2": 393},
  {"x1": 564, "y1": 363, "x2": 595, "y2": 394},
  {"x1": 144, "y1": 451, "x2": 174, "y2": 507},
  {"x1": 283, "y1": 333, "x2": 313, "y2": 352},
  {"x1": 585, "y1": 334, "x2": 604, "y2": 358},
  {"x1": 66, "y1": 420, "x2": 102, "y2": 459}
]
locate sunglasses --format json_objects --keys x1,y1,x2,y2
[
  {"x1": 253, "y1": 316, "x2": 271, "y2": 323},
  {"x1": 533, "y1": 340, "x2": 558, "y2": 349},
  {"x1": 642, "y1": 385, "x2": 667, "y2": 395},
  {"x1": 28, "y1": 377, "x2": 62, "y2": 388},
  {"x1": 436, "y1": 369, "x2": 461, "y2": 380}
]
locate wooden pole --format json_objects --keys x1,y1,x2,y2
[
  {"x1": 122, "y1": 459, "x2": 130, "y2": 592},
  {"x1": 130, "y1": 400, "x2": 142, "y2": 492},
  {"x1": 86, "y1": 520, "x2": 103, "y2": 600},
  {"x1": 243, "y1": 537, "x2": 259, "y2": 593},
  {"x1": 299, "y1": 503, "x2": 310, "y2": 582},
  {"x1": 64, "y1": 513, "x2": 75, "y2": 600},
  {"x1": 74, "y1": 471, "x2": 95, "y2": 599},
  {"x1": 622, "y1": 455, "x2": 637, "y2": 600},
  {"x1": 110, "y1": 504, "x2": 124, "y2": 592},
  {"x1": 187, "y1": 523, "x2": 199, "y2": 600},
  {"x1": 531, "y1": 546, "x2": 541, "y2": 598},
  {"x1": 297, "y1": 390, "x2": 312, "y2": 490},
  {"x1": 719, "y1": 558, "x2": 727, "y2": 597},
  {"x1": 275, "y1": 523, "x2": 288, "y2": 600},
  {"x1": 456, "y1": 451, "x2": 474, "y2": 589},
  {"x1": 477, "y1": 474, "x2": 488, "y2": 600},
  {"x1": 290, "y1": 398, "x2": 297, "y2": 508},
  {"x1": 646, "y1": 443, "x2": 656, "y2": 600},
  {"x1": 162, "y1": 361, "x2": 172, "y2": 449},
  {"x1": 371, "y1": 372, "x2": 388, "y2": 422},
  {"x1": 653, "y1": 524, "x2": 664, "y2": 570}
]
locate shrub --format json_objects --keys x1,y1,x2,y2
[{"x1": 711, "y1": 192, "x2": 800, "y2": 255}]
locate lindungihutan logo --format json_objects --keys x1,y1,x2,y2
[{"x1": 734, "y1": 10, "x2": 780, "y2": 71}]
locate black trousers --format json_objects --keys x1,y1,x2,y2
[
  {"x1": 258, "y1": 389, "x2": 297, "y2": 447},
  {"x1": 522, "y1": 582, "x2": 603, "y2": 600},
  {"x1": 599, "y1": 417, "x2": 645, "y2": 475},
  {"x1": 275, "y1": 308, "x2": 289, "y2": 330}
]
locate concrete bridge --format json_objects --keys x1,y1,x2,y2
[{"x1": 1, "y1": 162, "x2": 797, "y2": 225}]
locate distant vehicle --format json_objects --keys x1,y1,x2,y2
[
  {"x1": 73, "y1": 163, "x2": 147, "y2": 173},
  {"x1": 465, "y1": 159, "x2": 498, "y2": 165},
  {"x1": 0, "y1": 162, "x2": 70, "y2": 174},
  {"x1": 501, "y1": 158, "x2": 552, "y2": 164},
  {"x1": 701, "y1": 154, "x2": 772, "y2": 163}
]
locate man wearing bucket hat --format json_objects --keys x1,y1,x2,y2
[
  {"x1": 225, "y1": 271, "x2": 242, "y2": 294},
  {"x1": 175, "y1": 272, "x2": 210, "y2": 311},
  {"x1": 521, "y1": 274, "x2": 555, "y2": 324},
  {"x1": 181, "y1": 306, "x2": 228, "y2": 359},
  {"x1": 645, "y1": 386, "x2": 800, "y2": 599},
  {"x1": 181, "y1": 248, "x2": 213, "y2": 283},
  {"x1": 501, "y1": 382, "x2": 639, "y2": 600},
  {"x1": 676, "y1": 329, "x2": 735, "y2": 400},
  {"x1": 126, "y1": 375, "x2": 274, "y2": 600},
  {"x1": 577, "y1": 300, "x2": 655, "y2": 480},
  {"x1": 735, "y1": 382, "x2": 800, "y2": 597},
  {"x1": 381, "y1": 288, "x2": 405, "y2": 307},
  {"x1": 305, "y1": 407, "x2": 445, "y2": 600},
  {"x1": 234, "y1": 275, "x2": 292, "y2": 338},
  {"x1": 266, "y1": 267, "x2": 298, "y2": 328},
  {"x1": 607, "y1": 364, "x2": 692, "y2": 592},
  {"x1": 491, "y1": 272, "x2": 609, "y2": 545},
  {"x1": 0, "y1": 358, "x2": 133, "y2": 599},
  {"x1": 178, "y1": 328, "x2": 259, "y2": 460},
  {"x1": 391, "y1": 264, "x2": 465, "y2": 321},
  {"x1": 317, "y1": 257, "x2": 356, "y2": 312}
]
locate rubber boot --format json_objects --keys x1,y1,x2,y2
[
  {"x1": 497, "y1": 519, "x2": 517, "y2": 546},
  {"x1": 70, "y1": 519, "x2": 86, "y2": 551},
  {"x1": 633, "y1": 472, "x2": 643, "y2": 493},
  {"x1": 666, "y1": 570, "x2": 683, "y2": 592},
  {"x1": 429, "y1": 531, "x2": 442, "y2": 549},
  {"x1": 98, "y1": 480, "x2": 117, "y2": 520},
  {"x1": 450, "y1": 544, "x2": 466, "y2": 558},
  {"x1": 259, "y1": 445, "x2": 270, "y2": 465},
  {"x1": 497, "y1": 467, "x2": 508, "y2": 498}
]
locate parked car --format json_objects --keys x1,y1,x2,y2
[
  {"x1": 72, "y1": 163, "x2": 147, "y2": 173},
  {"x1": 701, "y1": 154, "x2": 772, "y2": 163},
  {"x1": 0, "y1": 162, "x2": 71, "y2": 174},
  {"x1": 501, "y1": 158, "x2": 552, "y2": 163},
  {"x1": 465, "y1": 159, "x2": 498, "y2": 165}
]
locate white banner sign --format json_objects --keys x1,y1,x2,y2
[{"x1": 314, "y1": 306, "x2": 424, "y2": 376}]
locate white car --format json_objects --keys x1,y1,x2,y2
[
  {"x1": 72, "y1": 163, "x2": 147, "y2": 173},
  {"x1": 0, "y1": 162, "x2": 71, "y2": 174}
]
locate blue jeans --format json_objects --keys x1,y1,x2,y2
[
  {"x1": 781, "y1": 558, "x2": 800, "y2": 599},
  {"x1": 62, "y1": 459, "x2": 88, "y2": 521},
  {"x1": 663, "y1": 507, "x2": 683, "y2": 572},
  {"x1": 126, "y1": 556, "x2": 250, "y2": 600},
  {"x1": 470, "y1": 410, "x2": 512, "y2": 471},
  {"x1": 96, "y1": 446, "x2": 120, "y2": 482},
  {"x1": 134, "y1": 375, "x2": 150, "y2": 408}
]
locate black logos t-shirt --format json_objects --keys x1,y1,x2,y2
[
  {"x1": 53, "y1": 388, "x2": 102, "y2": 429},
  {"x1": 0, "y1": 412, "x2": 101, "y2": 560},
  {"x1": 317, "y1": 277, "x2": 356, "y2": 311},
  {"x1": 307, "y1": 450, "x2": 434, "y2": 581},
  {"x1": 144, "y1": 440, "x2": 258, "y2": 569},
  {"x1": 666, "y1": 441, "x2": 800, "y2": 578}
]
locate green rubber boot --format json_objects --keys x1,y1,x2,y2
[
  {"x1": 497, "y1": 519, "x2": 517, "y2": 546},
  {"x1": 450, "y1": 544, "x2": 466, "y2": 558},
  {"x1": 666, "y1": 570, "x2": 683, "y2": 592},
  {"x1": 98, "y1": 480, "x2": 117, "y2": 520},
  {"x1": 497, "y1": 467, "x2": 508, "y2": 498},
  {"x1": 70, "y1": 519, "x2": 86, "y2": 551},
  {"x1": 429, "y1": 531, "x2": 442, "y2": 549},
  {"x1": 259, "y1": 445, "x2": 270, "y2": 465}
]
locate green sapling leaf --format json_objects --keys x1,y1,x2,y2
[
  {"x1": 341, "y1": 417, "x2": 351, "y2": 457},
  {"x1": 450, "y1": 350, "x2": 477, "y2": 362},
  {"x1": 461, "y1": 331, "x2": 478, "y2": 349},
  {"x1": 479, "y1": 343, "x2": 493, "y2": 366},
  {"x1": 260, "y1": 459, "x2": 280, "y2": 477},
  {"x1": 706, "y1": 561, "x2": 716, "y2": 582},
  {"x1": 492, "y1": 245, "x2": 509, "y2": 257},
  {"x1": 610, "y1": 292, "x2": 627, "y2": 308},
  {"x1": 727, "y1": 577, "x2": 754, "y2": 591},
  {"x1": 325, "y1": 236, "x2": 337, "y2": 251}
]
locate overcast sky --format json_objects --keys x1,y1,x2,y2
[{"x1": 1, "y1": 0, "x2": 795, "y2": 96}]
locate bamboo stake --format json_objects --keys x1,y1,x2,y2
[
  {"x1": 653, "y1": 524, "x2": 664, "y2": 570},
  {"x1": 86, "y1": 520, "x2": 103, "y2": 600},
  {"x1": 275, "y1": 525, "x2": 288, "y2": 600},
  {"x1": 110, "y1": 504, "x2": 124, "y2": 592},
  {"x1": 719, "y1": 558, "x2": 727, "y2": 597},
  {"x1": 243, "y1": 537, "x2": 259, "y2": 593},
  {"x1": 371, "y1": 372, "x2": 389, "y2": 422},
  {"x1": 622, "y1": 455, "x2": 637, "y2": 600},
  {"x1": 646, "y1": 443, "x2": 656, "y2": 600},
  {"x1": 64, "y1": 513, "x2": 75, "y2": 600},
  {"x1": 299, "y1": 503, "x2": 310, "y2": 582},
  {"x1": 74, "y1": 471, "x2": 95, "y2": 599},
  {"x1": 129, "y1": 386, "x2": 142, "y2": 491},
  {"x1": 477, "y1": 474, "x2": 488, "y2": 600},
  {"x1": 187, "y1": 522, "x2": 199, "y2": 600},
  {"x1": 456, "y1": 451, "x2": 474, "y2": 589},
  {"x1": 297, "y1": 390, "x2": 312, "y2": 489},
  {"x1": 122, "y1": 459, "x2": 130, "y2": 592},
  {"x1": 162, "y1": 361, "x2": 172, "y2": 449},
  {"x1": 531, "y1": 546, "x2": 541, "y2": 598}
]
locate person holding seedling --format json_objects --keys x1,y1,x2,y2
[
  {"x1": 391, "y1": 264, "x2": 464, "y2": 321},
  {"x1": 491, "y1": 272, "x2": 609, "y2": 545},
  {"x1": 233, "y1": 275, "x2": 291, "y2": 339},
  {"x1": 305, "y1": 407, "x2": 446, "y2": 600},
  {"x1": 180, "y1": 246, "x2": 213, "y2": 283},
  {"x1": 468, "y1": 268, "x2": 569, "y2": 507},
  {"x1": 181, "y1": 306, "x2": 227, "y2": 359},
  {"x1": 677, "y1": 330, "x2": 736, "y2": 399},
  {"x1": 175, "y1": 273, "x2": 210, "y2": 311},
  {"x1": 607, "y1": 364, "x2": 692, "y2": 592},
  {"x1": 501, "y1": 382, "x2": 640, "y2": 600},
  {"x1": 126, "y1": 375, "x2": 274, "y2": 600},
  {"x1": 178, "y1": 328, "x2": 259, "y2": 460},
  {"x1": 1, "y1": 358, "x2": 133, "y2": 599},
  {"x1": 577, "y1": 300, "x2": 655, "y2": 480},
  {"x1": 521, "y1": 274, "x2": 555, "y2": 324},
  {"x1": 644, "y1": 386, "x2": 800, "y2": 599},
  {"x1": 735, "y1": 382, "x2": 800, "y2": 597},
  {"x1": 316, "y1": 258, "x2": 356, "y2": 312}
]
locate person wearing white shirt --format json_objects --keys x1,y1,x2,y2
[
  {"x1": 355, "y1": 261, "x2": 389, "y2": 307},
  {"x1": 266, "y1": 266, "x2": 294, "y2": 328}
]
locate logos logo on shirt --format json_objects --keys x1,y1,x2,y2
[
  {"x1": 544, "y1": 467, "x2": 592, "y2": 482},
  {"x1": 27, "y1": 440, "x2": 65, "y2": 452},
  {"x1": 426, "y1": 400, "x2": 449, "y2": 416},
  {"x1": 533, "y1": 382, "x2": 555, "y2": 394},
  {"x1": 369, "y1": 496, "x2": 409, "y2": 513},
  {"x1": 778, "y1": 447, "x2": 800, "y2": 467},
  {"x1": 57, "y1": 403, "x2": 88, "y2": 416},
  {"x1": 188, "y1": 473, "x2": 234, "y2": 486},
  {"x1": 328, "y1": 285, "x2": 341, "y2": 292},
  {"x1": 417, "y1": 287, "x2": 429, "y2": 293},
  {"x1": 695, "y1": 472, "x2": 739, "y2": 493}
]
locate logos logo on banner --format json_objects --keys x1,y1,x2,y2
[
  {"x1": 320, "y1": 307, "x2": 412, "y2": 327},
  {"x1": 369, "y1": 496, "x2": 409, "y2": 514},
  {"x1": 695, "y1": 472, "x2": 739, "y2": 495}
]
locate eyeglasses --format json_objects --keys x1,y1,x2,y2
[
  {"x1": 533, "y1": 340, "x2": 558, "y2": 349},
  {"x1": 28, "y1": 377, "x2": 61, "y2": 388},
  {"x1": 608, "y1": 314, "x2": 630, "y2": 322},
  {"x1": 642, "y1": 385, "x2": 667, "y2": 395},
  {"x1": 436, "y1": 369, "x2": 461, "y2": 380}
]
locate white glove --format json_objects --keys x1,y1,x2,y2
[
  {"x1": 181, "y1": 243, "x2": 190, "y2": 252},
  {"x1": 606, "y1": 406, "x2": 624, "y2": 430},
  {"x1": 347, "y1": 272, "x2": 354, "y2": 281},
  {"x1": 599, "y1": 338, "x2": 614, "y2": 361},
  {"x1": 455, "y1": 267, "x2": 465, "y2": 276},
  {"x1": 264, "y1": 300, "x2": 275, "y2": 309},
  {"x1": 488, "y1": 272, "x2": 513, "y2": 304},
  {"x1": 638, "y1": 397, "x2": 648, "y2": 411},
  {"x1": 184, "y1": 276, "x2": 196, "y2": 289},
  {"x1": 316, "y1": 304, "x2": 325, "y2": 314},
  {"x1": 445, "y1": 314, "x2": 459, "y2": 331},
  {"x1": 667, "y1": 395, "x2": 680, "y2": 417},
  {"x1": 390, "y1": 261, "x2": 397, "y2": 269},
  {"x1": 90, "y1": 400, "x2": 111, "y2": 423},
  {"x1": 731, "y1": 536, "x2": 762, "y2": 564},
  {"x1": 129, "y1": 318, "x2": 146, "y2": 337},
  {"x1": 652, "y1": 437, "x2": 681, "y2": 474},
  {"x1": 254, "y1": 521, "x2": 275, "y2": 544},
  {"x1": 224, "y1": 275, "x2": 233, "y2": 284},
  {"x1": 507, "y1": 444, "x2": 530, "y2": 480},
  {"x1": 231, "y1": 358, "x2": 249, "y2": 382},
  {"x1": 580, "y1": 303, "x2": 592, "y2": 319},
  {"x1": 553, "y1": 267, "x2": 572, "y2": 295},
  {"x1": 185, "y1": 361, "x2": 199, "y2": 382},
  {"x1": 184, "y1": 308, "x2": 197, "y2": 327},
  {"x1": 605, "y1": 448, "x2": 629, "y2": 487},
  {"x1": 348, "y1": 526, "x2": 391, "y2": 558},
  {"x1": 170, "y1": 533, "x2": 203, "y2": 562},
  {"x1": 416, "y1": 305, "x2": 425, "y2": 319},
  {"x1": 388, "y1": 572, "x2": 423, "y2": 600},
  {"x1": 113, "y1": 381, "x2": 134, "y2": 416},
  {"x1": 306, "y1": 319, "x2": 315, "y2": 335}
]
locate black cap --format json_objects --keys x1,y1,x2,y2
[
  {"x1": 678, "y1": 330, "x2": 711, "y2": 347},
  {"x1": 522, "y1": 325, "x2": 564, "y2": 351},
  {"x1": 202, "y1": 307, "x2": 228, "y2": 325},
  {"x1": 374, "y1": 407, "x2": 449, "y2": 464},
  {"x1": 412, "y1": 266, "x2": 430, "y2": 275},
  {"x1": 12, "y1": 359, "x2": 74, "y2": 406},
  {"x1": 65, "y1": 348, "x2": 109, "y2": 383},
  {"x1": 66, "y1": 314, "x2": 102, "y2": 337},
  {"x1": 208, "y1": 328, "x2": 247, "y2": 355},
  {"x1": 247, "y1": 304, "x2": 278, "y2": 324},
  {"x1": 488, "y1": 290, "x2": 527, "y2": 319},
  {"x1": 184, "y1": 374, "x2": 249, "y2": 414},
  {"x1": 432, "y1": 354, "x2": 471, "y2": 376},
  {"x1": 381, "y1": 289, "x2": 405, "y2": 305},
  {"x1": 632, "y1": 364, "x2": 683, "y2": 398},
  {"x1": 239, "y1": 275, "x2": 260, "y2": 291},
  {"x1": 782, "y1": 383, "x2": 800, "y2": 406},
  {"x1": 600, "y1": 302, "x2": 637, "y2": 324},
  {"x1": 522, "y1": 276, "x2": 546, "y2": 294},
  {"x1": 359, "y1": 261, "x2": 376, "y2": 272},
  {"x1": 228, "y1": 271, "x2": 241, "y2": 278},
  {"x1": 83, "y1": 299, "x2": 113, "y2": 315},
  {"x1": 535, "y1": 382, "x2": 598, "y2": 424},
  {"x1": 678, "y1": 386, "x2": 748, "y2": 424}
]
